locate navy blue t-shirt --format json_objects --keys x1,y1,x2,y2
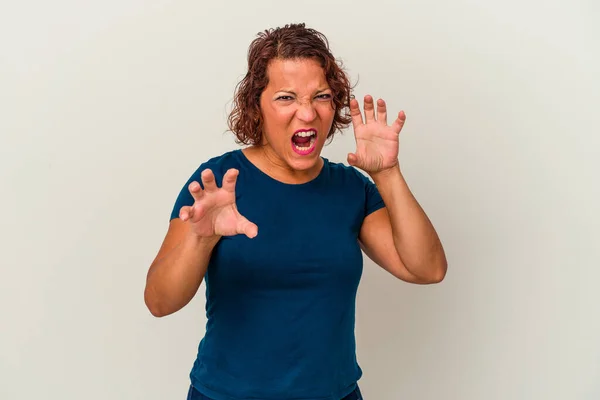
[{"x1": 170, "y1": 150, "x2": 385, "y2": 400}]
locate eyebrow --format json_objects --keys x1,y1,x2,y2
[{"x1": 276, "y1": 87, "x2": 331, "y2": 95}]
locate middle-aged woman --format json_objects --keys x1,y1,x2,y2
[{"x1": 144, "y1": 22, "x2": 447, "y2": 400}]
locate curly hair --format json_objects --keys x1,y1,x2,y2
[{"x1": 227, "y1": 23, "x2": 353, "y2": 146}]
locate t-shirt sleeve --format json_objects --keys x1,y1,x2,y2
[
  {"x1": 364, "y1": 176, "x2": 385, "y2": 216},
  {"x1": 353, "y1": 168, "x2": 385, "y2": 217}
]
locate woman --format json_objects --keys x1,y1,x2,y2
[{"x1": 144, "y1": 23, "x2": 447, "y2": 400}]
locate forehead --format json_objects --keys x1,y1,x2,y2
[{"x1": 264, "y1": 58, "x2": 328, "y2": 91}]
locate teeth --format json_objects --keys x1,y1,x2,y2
[
  {"x1": 293, "y1": 135, "x2": 316, "y2": 151},
  {"x1": 295, "y1": 130, "x2": 316, "y2": 137}
]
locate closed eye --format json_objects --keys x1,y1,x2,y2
[{"x1": 316, "y1": 94, "x2": 332, "y2": 100}]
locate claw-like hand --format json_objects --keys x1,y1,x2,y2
[
  {"x1": 347, "y1": 95, "x2": 406, "y2": 174},
  {"x1": 179, "y1": 168, "x2": 258, "y2": 239}
]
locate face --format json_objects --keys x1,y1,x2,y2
[{"x1": 259, "y1": 58, "x2": 335, "y2": 173}]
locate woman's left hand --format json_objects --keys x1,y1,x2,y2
[{"x1": 347, "y1": 95, "x2": 406, "y2": 174}]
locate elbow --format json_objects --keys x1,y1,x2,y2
[
  {"x1": 428, "y1": 256, "x2": 448, "y2": 283},
  {"x1": 400, "y1": 241, "x2": 447, "y2": 284},
  {"x1": 146, "y1": 301, "x2": 171, "y2": 318},
  {"x1": 146, "y1": 303, "x2": 169, "y2": 318},
  {"x1": 431, "y1": 253, "x2": 448, "y2": 283},
  {"x1": 413, "y1": 257, "x2": 447, "y2": 284},
  {"x1": 145, "y1": 298, "x2": 167, "y2": 318},
  {"x1": 425, "y1": 245, "x2": 448, "y2": 283},
  {"x1": 429, "y1": 263, "x2": 447, "y2": 283},
  {"x1": 144, "y1": 286, "x2": 171, "y2": 318}
]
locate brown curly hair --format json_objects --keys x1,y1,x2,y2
[{"x1": 227, "y1": 23, "x2": 354, "y2": 146}]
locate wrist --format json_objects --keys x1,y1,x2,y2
[
  {"x1": 185, "y1": 231, "x2": 221, "y2": 248},
  {"x1": 369, "y1": 163, "x2": 401, "y2": 182}
]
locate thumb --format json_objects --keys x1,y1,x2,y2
[
  {"x1": 237, "y1": 215, "x2": 258, "y2": 239},
  {"x1": 347, "y1": 152, "x2": 358, "y2": 166}
]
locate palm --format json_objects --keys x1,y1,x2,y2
[
  {"x1": 348, "y1": 95, "x2": 406, "y2": 173},
  {"x1": 180, "y1": 168, "x2": 258, "y2": 239},
  {"x1": 198, "y1": 192, "x2": 245, "y2": 238}
]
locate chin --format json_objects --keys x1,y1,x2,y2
[{"x1": 287, "y1": 138, "x2": 323, "y2": 170}]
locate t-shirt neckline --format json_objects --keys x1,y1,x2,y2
[{"x1": 234, "y1": 149, "x2": 328, "y2": 187}]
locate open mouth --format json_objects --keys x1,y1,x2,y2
[{"x1": 291, "y1": 129, "x2": 317, "y2": 155}]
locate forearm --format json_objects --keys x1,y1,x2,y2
[
  {"x1": 144, "y1": 233, "x2": 219, "y2": 317},
  {"x1": 371, "y1": 165, "x2": 447, "y2": 281}
]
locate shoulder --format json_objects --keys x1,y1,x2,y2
[
  {"x1": 169, "y1": 150, "x2": 244, "y2": 220},
  {"x1": 198, "y1": 149, "x2": 243, "y2": 172},
  {"x1": 320, "y1": 158, "x2": 384, "y2": 220},
  {"x1": 324, "y1": 158, "x2": 374, "y2": 187},
  {"x1": 186, "y1": 150, "x2": 244, "y2": 185}
]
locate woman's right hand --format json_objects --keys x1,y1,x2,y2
[{"x1": 179, "y1": 168, "x2": 258, "y2": 239}]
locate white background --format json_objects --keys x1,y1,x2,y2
[{"x1": 1, "y1": 1, "x2": 599, "y2": 399}]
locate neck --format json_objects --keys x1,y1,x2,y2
[{"x1": 242, "y1": 145, "x2": 323, "y2": 184}]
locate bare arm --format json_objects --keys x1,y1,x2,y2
[
  {"x1": 347, "y1": 95, "x2": 446, "y2": 283},
  {"x1": 368, "y1": 164, "x2": 447, "y2": 282},
  {"x1": 144, "y1": 219, "x2": 220, "y2": 317},
  {"x1": 144, "y1": 168, "x2": 257, "y2": 317},
  {"x1": 359, "y1": 207, "x2": 436, "y2": 284}
]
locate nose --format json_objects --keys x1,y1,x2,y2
[{"x1": 296, "y1": 101, "x2": 317, "y2": 122}]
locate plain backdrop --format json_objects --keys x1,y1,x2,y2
[{"x1": 1, "y1": 1, "x2": 599, "y2": 399}]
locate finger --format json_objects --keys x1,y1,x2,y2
[
  {"x1": 237, "y1": 216, "x2": 258, "y2": 239},
  {"x1": 377, "y1": 98, "x2": 387, "y2": 125},
  {"x1": 201, "y1": 169, "x2": 218, "y2": 192},
  {"x1": 391, "y1": 110, "x2": 407, "y2": 134},
  {"x1": 363, "y1": 95, "x2": 375, "y2": 123},
  {"x1": 188, "y1": 201, "x2": 206, "y2": 223},
  {"x1": 221, "y1": 168, "x2": 239, "y2": 193},
  {"x1": 188, "y1": 181, "x2": 204, "y2": 202},
  {"x1": 347, "y1": 152, "x2": 358, "y2": 166},
  {"x1": 349, "y1": 98, "x2": 363, "y2": 128},
  {"x1": 179, "y1": 205, "x2": 193, "y2": 222}
]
